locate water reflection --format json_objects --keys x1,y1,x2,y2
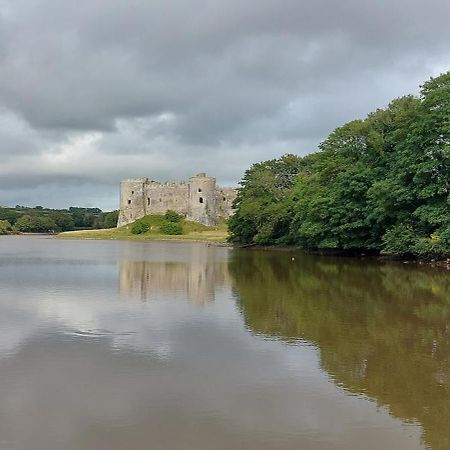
[
  {"x1": 229, "y1": 250, "x2": 450, "y2": 450},
  {"x1": 119, "y1": 244, "x2": 229, "y2": 305},
  {"x1": 119, "y1": 254, "x2": 229, "y2": 305},
  {"x1": 0, "y1": 236, "x2": 448, "y2": 449}
]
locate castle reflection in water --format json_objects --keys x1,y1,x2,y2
[{"x1": 118, "y1": 244, "x2": 230, "y2": 305}]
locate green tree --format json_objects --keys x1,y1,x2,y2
[
  {"x1": 14, "y1": 215, "x2": 57, "y2": 232},
  {"x1": 229, "y1": 154, "x2": 306, "y2": 244},
  {"x1": 0, "y1": 208, "x2": 20, "y2": 224},
  {"x1": 103, "y1": 210, "x2": 119, "y2": 228},
  {"x1": 290, "y1": 120, "x2": 382, "y2": 250},
  {"x1": 0, "y1": 220, "x2": 12, "y2": 235},
  {"x1": 230, "y1": 71, "x2": 450, "y2": 258},
  {"x1": 49, "y1": 212, "x2": 75, "y2": 231},
  {"x1": 14, "y1": 215, "x2": 34, "y2": 232}
]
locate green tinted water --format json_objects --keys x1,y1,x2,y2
[{"x1": 0, "y1": 236, "x2": 448, "y2": 450}]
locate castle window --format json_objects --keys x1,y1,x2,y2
[
  {"x1": 198, "y1": 188, "x2": 202, "y2": 193},
  {"x1": 128, "y1": 199, "x2": 132, "y2": 205},
  {"x1": 159, "y1": 198, "x2": 162, "y2": 202},
  {"x1": 223, "y1": 197, "x2": 226, "y2": 201},
  {"x1": 199, "y1": 197, "x2": 204, "y2": 204},
  {"x1": 131, "y1": 191, "x2": 134, "y2": 194},
  {"x1": 147, "y1": 197, "x2": 150, "y2": 206}
]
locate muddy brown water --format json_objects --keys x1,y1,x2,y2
[{"x1": 0, "y1": 235, "x2": 448, "y2": 450}]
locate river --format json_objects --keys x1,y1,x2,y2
[{"x1": 0, "y1": 235, "x2": 448, "y2": 450}]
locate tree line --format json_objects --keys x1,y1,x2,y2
[
  {"x1": 0, "y1": 206, "x2": 118, "y2": 234},
  {"x1": 229, "y1": 71, "x2": 450, "y2": 258}
]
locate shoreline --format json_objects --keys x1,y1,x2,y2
[
  {"x1": 9, "y1": 231, "x2": 446, "y2": 268},
  {"x1": 57, "y1": 228, "x2": 230, "y2": 245},
  {"x1": 232, "y1": 244, "x2": 450, "y2": 269}
]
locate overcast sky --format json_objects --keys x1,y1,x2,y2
[{"x1": 0, "y1": 0, "x2": 449, "y2": 210}]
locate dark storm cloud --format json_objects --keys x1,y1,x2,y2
[{"x1": 0, "y1": 0, "x2": 449, "y2": 208}]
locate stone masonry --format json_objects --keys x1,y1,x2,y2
[{"x1": 117, "y1": 173, "x2": 237, "y2": 227}]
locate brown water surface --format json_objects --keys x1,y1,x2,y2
[{"x1": 0, "y1": 235, "x2": 448, "y2": 450}]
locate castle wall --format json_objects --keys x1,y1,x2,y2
[
  {"x1": 145, "y1": 182, "x2": 189, "y2": 216},
  {"x1": 117, "y1": 173, "x2": 237, "y2": 228},
  {"x1": 217, "y1": 187, "x2": 237, "y2": 219}
]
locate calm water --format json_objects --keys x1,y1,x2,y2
[{"x1": 0, "y1": 236, "x2": 449, "y2": 450}]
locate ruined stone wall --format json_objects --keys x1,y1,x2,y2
[
  {"x1": 217, "y1": 187, "x2": 237, "y2": 219},
  {"x1": 118, "y1": 173, "x2": 238, "y2": 227},
  {"x1": 145, "y1": 182, "x2": 189, "y2": 216}
]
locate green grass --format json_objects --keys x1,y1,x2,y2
[{"x1": 59, "y1": 214, "x2": 230, "y2": 243}]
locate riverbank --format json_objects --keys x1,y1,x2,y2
[
  {"x1": 54, "y1": 232, "x2": 450, "y2": 267},
  {"x1": 59, "y1": 214, "x2": 229, "y2": 243},
  {"x1": 233, "y1": 243, "x2": 450, "y2": 269},
  {"x1": 59, "y1": 225, "x2": 229, "y2": 244},
  {"x1": 59, "y1": 228, "x2": 229, "y2": 243}
]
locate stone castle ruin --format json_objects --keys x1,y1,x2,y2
[{"x1": 118, "y1": 173, "x2": 237, "y2": 227}]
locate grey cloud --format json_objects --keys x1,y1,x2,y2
[
  {"x1": 0, "y1": 0, "x2": 449, "y2": 208},
  {"x1": 0, "y1": 182, "x2": 118, "y2": 210},
  {"x1": 1, "y1": 0, "x2": 450, "y2": 135}
]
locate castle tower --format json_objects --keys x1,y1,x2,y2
[
  {"x1": 117, "y1": 178, "x2": 148, "y2": 227},
  {"x1": 187, "y1": 173, "x2": 218, "y2": 226}
]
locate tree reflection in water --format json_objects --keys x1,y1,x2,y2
[{"x1": 229, "y1": 250, "x2": 450, "y2": 450}]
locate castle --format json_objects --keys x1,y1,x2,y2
[{"x1": 117, "y1": 173, "x2": 237, "y2": 227}]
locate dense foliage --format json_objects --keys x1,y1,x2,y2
[
  {"x1": 229, "y1": 154, "x2": 310, "y2": 245},
  {"x1": 164, "y1": 210, "x2": 182, "y2": 223},
  {"x1": 131, "y1": 221, "x2": 150, "y2": 235},
  {"x1": 158, "y1": 210, "x2": 184, "y2": 234},
  {"x1": 125, "y1": 214, "x2": 215, "y2": 236},
  {"x1": 0, "y1": 220, "x2": 13, "y2": 235},
  {"x1": 160, "y1": 221, "x2": 183, "y2": 235},
  {"x1": 0, "y1": 206, "x2": 118, "y2": 233},
  {"x1": 229, "y1": 71, "x2": 450, "y2": 258}
]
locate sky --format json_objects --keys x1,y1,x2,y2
[{"x1": 0, "y1": 0, "x2": 449, "y2": 211}]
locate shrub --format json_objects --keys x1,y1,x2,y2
[
  {"x1": 382, "y1": 224, "x2": 418, "y2": 256},
  {"x1": 0, "y1": 220, "x2": 12, "y2": 235},
  {"x1": 164, "y1": 210, "x2": 182, "y2": 223},
  {"x1": 160, "y1": 221, "x2": 183, "y2": 235},
  {"x1": 131, "y1": 221, "x2": 150, "y2": 235},
  {"x1": 412, "y1": 229, "x2": 450, "y2": 259}
]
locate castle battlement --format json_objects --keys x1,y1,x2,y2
[{"x1": 117, "y1": 173, "x2": 237, "y2": 227}]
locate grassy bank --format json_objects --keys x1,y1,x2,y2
[{"x1": 59, "y1": 214, "x2": 230, "y2": 243}]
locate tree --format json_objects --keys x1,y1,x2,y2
[
  {"x1": 14, "y1": 215, "x2": 57, "y2": 232},
  {"x1": 229, "y1": 154, "x2": 306, "y2": 244},
  {"x1": 49, "y1": 212, "x2": 75, "y2": 231},
  {"x1": 230, "y1": 70, "x2": 450, "y2": 258},
  {"x1": 0, "y1": 208, "x2": 20, "y2": 224},
  {"x1": 103, "y1": 210, "x2": 119, "y2": 228},
  {"x1": 0, "y1": 220, "x2": 12, "y2": 235}
]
